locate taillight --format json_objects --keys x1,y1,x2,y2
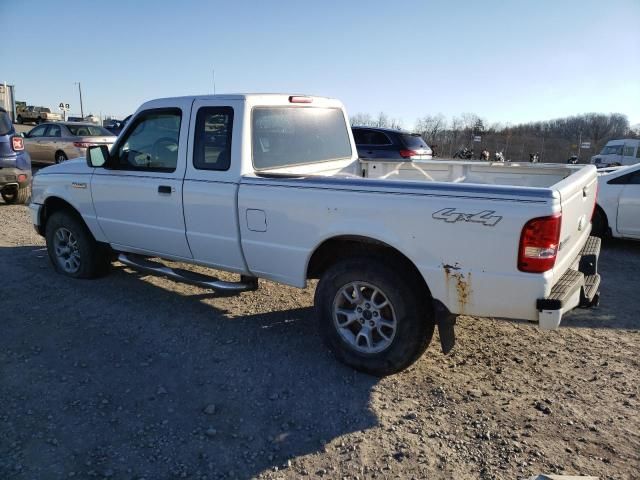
[
  {"x1": 399, "y1": 149, "x2": 418, "y2": 158},
  {"x1": 518, "y1": 214, "x2": 562, "y2": 273},
  {"x1": 74, "y1": 142, "x2": 95, "y2": 148},
  {"x1": 289, "y1": 96, "x2": 313, "y2": 103},
  {"x1": 11, "y1": 136, "x2": 24, "y2": 151}
]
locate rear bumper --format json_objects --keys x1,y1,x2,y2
[
  {"x1": 0, "y1": 166, "x2": 31, "y2": 190},
  {"x1": 537, "y1": 236, "x2": 601, "y2": 329}
]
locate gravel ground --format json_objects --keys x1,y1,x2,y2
[{"x1": 0, "y1": 203, "x2": 638, "y2": 480}]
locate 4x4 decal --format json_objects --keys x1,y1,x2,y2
[{"x1": 432, "y1": 208, "x2": 502, "y2": 227}]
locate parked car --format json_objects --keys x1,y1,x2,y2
[
  {"x1": 0, "y1": 107, "x2": 31, "y2": 204},
  {"x1": 31, "y1": 94, "x2": 600, "y2": 375},
  {"x1": 22, "y1": 122, "x2": 116, "y2": 164},
  {"x1": 592, "y1": 163, "x2": 640, "y2": 240},
  {"x1": 591, "y1": 139, "x2": 640, "y2": 168},
  {"x1": 16, "y1": 106, "x2": 62, "y2": 125},
  {"x1": 352, "y1": 126, "x2": 432, "y2": 160},
  {"x1": 104, "y1": 115, "x2": 131, "y2": 135}
]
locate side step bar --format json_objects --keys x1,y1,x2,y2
[{"x1": 118, "y1": 253, "x2": 258, "y2": 293}]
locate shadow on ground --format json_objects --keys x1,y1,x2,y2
[
  {"x1": 563, "y1": 237, "x2": 640, "y2": 330},
  {"x1": 0, "y1": 245, "x2": 379, "y2": 479}
]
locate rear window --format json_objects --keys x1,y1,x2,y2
[
  {"x1": 401, "y1": 133, "x2": 429, "y2": 149},
  {"x1": 0, "y1": 110, "x2": 13, "y2": 136},
  {"x1": 66, "y1": 124, "x2": 113, "y2": 137},
  {"x1": 252, "y1": 107, "x2": 352, "y2": 170}
]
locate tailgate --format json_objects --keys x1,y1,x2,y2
[{"x1": 552, "y1": 165, "x2": 598, "y2": 283}]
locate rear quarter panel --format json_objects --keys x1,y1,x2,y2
[{"x1": 238, "y1": 178, "x2": 556, "y2": 321}]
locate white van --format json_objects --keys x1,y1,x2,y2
[{"x1": 591, "y1": 139, "x2": 640, "y2": 168}]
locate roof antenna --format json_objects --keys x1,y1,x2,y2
[{"x1": 212, "y1": 68, "x2": 216, "y2": 95}]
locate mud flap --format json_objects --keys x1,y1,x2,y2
[{"x1": 433, "y1": 299, "x2": 456, "y2": 354}]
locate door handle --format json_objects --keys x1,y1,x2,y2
[{"x1": 158, "y1": 185, "x2": 172, "y2": 194}]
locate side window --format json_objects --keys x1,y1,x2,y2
[
  {"x1": 352, "y1": 129, "x2": 365, "y2": 145},
  {"x1": 114, "y1": 109, "x2": 181, "y2": 172},
  {"x1": 623, "y1": 146, "x2": 635, "y2": 157},
  {"x1": 28, "y1": 125, "x2": 47, "y2": 137},
  {"x1": 46, "y1": 125, "x2": 61, "y2": 137},
  {"x1": 193, "y1": 107, "x2": 233, "y2": 171},
  {"x1": 608, "y1": 170, "x2": 640, "y2": 185},
  {"x1": 370, "y1": 131, "x2": 392, "y2": 146}
]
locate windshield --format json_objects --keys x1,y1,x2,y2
[
  {"x1": 66, "y1": 124, "x2": 113, "y2": 137},
  {"x1": 0, "y1": 110, "x2": 13, "y2": 136},
  {"x1": 252, "y1": 107, "x2": 352, "y2": 170},
  {"x1": 401, "y1": 133, "x2": 429, "y2": 150},
  {"x1": 600, "y1": 145, "x2": 623, "y2": 155}
]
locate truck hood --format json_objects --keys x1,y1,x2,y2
[{"x1": 36, "y1": 157, "x2": 92, "y2": 175}]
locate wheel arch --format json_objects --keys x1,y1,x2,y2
[
  {"x1": 593, "y1": 203, "x2": 612, "y2": 237},
  {"x1": 40, "y1": 196, "x2": 92, "y2": 238},
  {"x1": 306, "y1": 235, "x2": 433, "y2": 300}
]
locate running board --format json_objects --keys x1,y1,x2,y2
[{"x1": 117, "y1": 253, "x2": 258, "y2": 293}]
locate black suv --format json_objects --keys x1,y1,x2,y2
[
  {"x1": 351, "y1": 126, "x2": 432, "y2": 161},
  {"x1": 0, "y1": 108, "x2": 31, "y2": 204}
]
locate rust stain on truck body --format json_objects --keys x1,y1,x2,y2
[{"x1": 443, "y1": 263, "x2": 472, "y2": 314}]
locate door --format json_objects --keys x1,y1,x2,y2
[
  {"x1": 91, "y1": 103, "x2": 192, "y2": 258},
  {"x1": 622, "y1": 144, "x2": 636, "y2": 166},
  {"x1": 182, "y1": 100, "x2": 248, "y2": 273},
  {"x1": 23, "y1": 124, "x2": 48, "y2": 161},
  {"x1": 617, "y1": 169, "x2": 640, "y2": 238},
  {"x1": 42, "y1": 124, "x2": 62, "y2": 163}
]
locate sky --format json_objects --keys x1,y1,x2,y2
[{"x1": 1, "y1": 0, "x2": 639, "y2": 128}]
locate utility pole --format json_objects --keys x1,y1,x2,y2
[{"x1": 75, "y1": 82, "x2": 84, "y2": 118}]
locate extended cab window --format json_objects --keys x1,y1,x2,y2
[
  {"x1": 193, "y1": 107, "x2": 233, "y2": 171},
  {"x1": 252, "y1": 107, "x2": 352, "y2": 170},
  {"x1": 114, "y1": 109, "x2": 181, "y2": 172}
]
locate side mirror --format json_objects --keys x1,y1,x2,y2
[{"x1": 86, "y1": 145, "x2": 110, "y2": 168}]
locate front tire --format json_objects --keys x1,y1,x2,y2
[
  {"x1": 45, "y1": 210, "x2": 110, "y2": 278},
  {"x1": 315, "y1": 256, "x2": 434, "y2": 376}
]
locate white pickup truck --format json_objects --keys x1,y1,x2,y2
[{"x1": 30, "y1": 94, "x2": 601, "y2": 375}]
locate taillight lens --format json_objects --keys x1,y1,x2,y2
[
  {"x1": 74, "y1": 142, "x2": 95, "y2": 148},
  {"x1": 288, "y1": 96, "x2": 313, "y2": 103},
  {"x1": 399, "y1": 149, "x2": 418, "y2": 158},
  {"x1": 518, "y1": 214, "x2": 562, "y2": 273},
  {"x1": 11, "y1": 136, "x2": 24, "y2": 151}
]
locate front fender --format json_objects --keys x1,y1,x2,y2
[{"x1": 32, "y1": 171, "x2": 107, "y2": 242}]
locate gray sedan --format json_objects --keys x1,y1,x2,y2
[{"x1": 23, "y1": 122, "x2": 116, "y2": 164}]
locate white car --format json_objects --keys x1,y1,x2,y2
[
  {"x1": 30, "y1": 93, "x2": 601, "y2": 375},
  {"x1": 593, "y1": 163, "x2": 640, "y2": 240}
]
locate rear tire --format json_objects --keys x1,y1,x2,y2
[
  {"x1": 45, "y1": 210, "x2": 111, "y2": 279},
  {"x1": 1, "y1": 186, "x2": 30, "y2": 205},
  {"x1": 315, "y1": 256, "x2": 434, "y2": 376},
  {"x1": 55, "y1": 151, "x2": 68, "y2": 164}
]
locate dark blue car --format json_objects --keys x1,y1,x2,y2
[
  {"x1": 351, "y1": 126, "x2": 433, "y2": 161},
  {"x1": 0, "y1": 107, "x2": 31, "y2": 204}
]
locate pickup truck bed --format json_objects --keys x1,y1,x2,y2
[{"x1": 29, "y1": 93, "x2": 601, "y2": 375}]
